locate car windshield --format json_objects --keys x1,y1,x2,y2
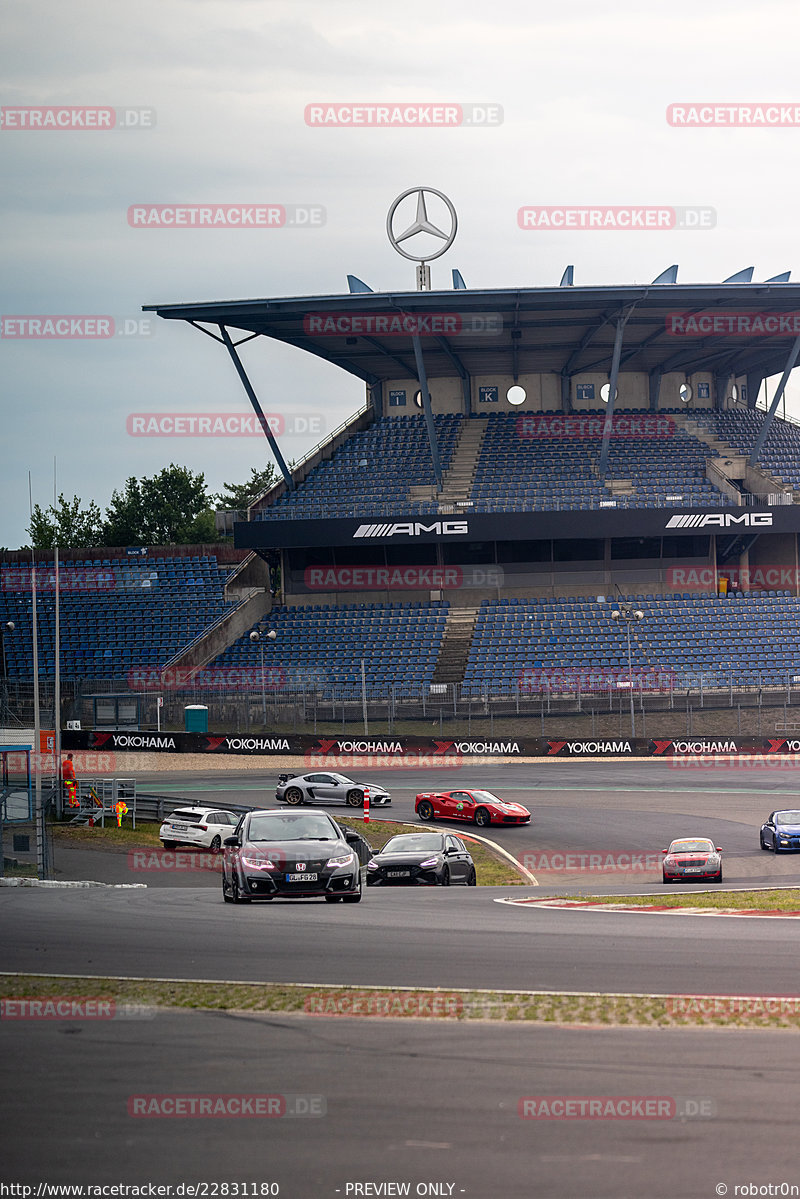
[
  {"x1": 775, "y1": 811, "x2": 800, "y2": 824},
  {"x1": 381, "y1": 834, "x2": 444, "y2": 855},
  {"x1": 247, "y1": 814, "x2": 337, "y2": 842},
  {"x1": 669, "y1": 839, "x2": 714, "y2": 854},
  {"x1": 469, "y1": 791, "x2": 501, "y2": 803}
]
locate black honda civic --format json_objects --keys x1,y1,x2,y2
[
  {"x1": 366, "y1": 831, "x2": 476, "y2": 887},
  {"x1": 222, "y1": 809, "x2": 362, "y2": 903}
]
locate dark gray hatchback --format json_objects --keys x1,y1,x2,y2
[
  {"x1": 222, "y1": 809, "x2": 362, "y2": 903},
  {"x1": 366, "y1": 831, "x2": 476, "y2": 887}
]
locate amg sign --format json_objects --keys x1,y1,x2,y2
[
  {"x1": 665, "y1": 512, "x2": 774, "y2": 529},
  {"x1": 353, "y1": 520, "x2": 469, "y2": 538}
]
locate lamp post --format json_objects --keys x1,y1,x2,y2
[
  {"x1": 0, "y1": 620, "x2": 14, "y2": 879},
  {"x1": 249, "y1": 629, "x2": 277, "y2": 728},
  {"x1": 610, "y1": 602, "x2": 644, "y2": 738},
  {"x1": 0, "y1": 621, "x2": 15, "y2": 724}
]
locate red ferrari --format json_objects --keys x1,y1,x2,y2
[{"x1": 415, "y1": 789, "x2": 531, "y2": 828}]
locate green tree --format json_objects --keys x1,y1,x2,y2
[
  {"x1": 214, "y1": 464, "x2": 277, "y2": 512},
  {"x1": 104, "y1": 464, "x2": 217, "y2": 546},
  {"x1": 28, "y1": 493, "x2": 104, "y2": 549}
]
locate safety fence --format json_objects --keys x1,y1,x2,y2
[{"x1": 8, "y1": 672, "x2": 800, "y2": 740}]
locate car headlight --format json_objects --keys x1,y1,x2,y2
[
  {"x1": 241, "y1": 855, "x2": 277, "y2": 871},
  {"x1": 418, "y1": 857, "x2": 439, "y2": 868},
  {"x1": 326, "y1": 852, "x2": 356, "y2": 869}
]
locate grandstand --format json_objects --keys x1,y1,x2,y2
[
  {"x1": 10, "y1": 278, "x2": 800, "y2": 733},
  {"x1": 0, "y1": 552, "x2": 237, "y2": 679}
]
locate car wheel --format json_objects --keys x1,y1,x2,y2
[
  {"x1": 324, "y1": 894, "x2": 342, "y2": 902},
  {"x1": 662, "y1": 874, "x2": 670, "y2": 884},
  {"x1": 210, "y1": 835, "x2": 222, "y2": 853},
  {"x1": 417, "y1": 800, "x2": 434, "y2": 822},
  {"x1": 342, "y1": 884, "x2": 362, "y2": 903},
  {"x1": 466, "y1": 867, "x2": 477, "y2": 886},
  {"x1": 760, "y1": 834, "x2": 770, "y2": 850},
  {"x1": 284, "y1": 787, "x2": 304, "y2": 805},
  {"x1": 222, "y1": 876, "x2": 234, "y2": 903},
  {"x1": 346, "y1": 789, "x2": 364, "y2": 807},
  {"x1": 441, "y1": 867, "x2": 450, "y2": 887},
  {"x1": 714, "y1": 872, "x2": 723, "y2": 883},
  {"x1": 474, "y1": 807, "x2": 491, "y2": 828},
  {"x1": 773, "y1": 840, "x2": 781, "y2": 854},
  {"x1": 231, "y1": 875, "x2": 251, "y2": 904},
  {"x1": 162, "y1": 840, "x2": 176, "y2": 849}
]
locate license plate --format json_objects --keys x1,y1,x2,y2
[
  {"x1": 685, "y1": 866, "x2": 704, "y2": 872},
  {"x1": 388, "y1": 870, "x2": 410, "y2": 878},
  {"x1": 286, "y1": 872, "x2": 318, "y2": 882},
  {"x1": 172, "y1": 824, "x2": 188, "y2": 831}
]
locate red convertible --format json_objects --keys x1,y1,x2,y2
[{"x1": 415, "y1": 789, "x2": 531, "y2": 828}]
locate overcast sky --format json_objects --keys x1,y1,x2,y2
[{"x1": 3, "y1": 0, "x2": 800, "y2": 549}]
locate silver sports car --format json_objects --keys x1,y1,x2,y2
[{"x1": 275, "y1": 771, "x2": 391, "y2": 808}]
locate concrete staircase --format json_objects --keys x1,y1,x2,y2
[
  {"x1": 674, "y1": 412, "x2": 736, "y2": 457},
  {"x1": 431, "y1": 605, "x2": 479, "y2": 685},
  {"x1": 409, "y1": 418, "x2": 487, "y2": 508},
  {"x1": 676, "y1": 412, "x2": 793, "y2": 501}
]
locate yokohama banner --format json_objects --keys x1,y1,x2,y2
[{"x1": 60, "y1": 730, "x2": 800, "y2": 758}]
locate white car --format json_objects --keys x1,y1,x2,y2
[{"x1": 159, "y1": 807, "x2": 241, "y2": 852}]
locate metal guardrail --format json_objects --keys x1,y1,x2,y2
[{"x1": 134, "y1": 793, "x2": 255, "y2": 824}]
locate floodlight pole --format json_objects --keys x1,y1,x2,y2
[
  {"x1": 249, "y1": 629, "x2": 276, "y2": 729},
  {"x1": 31, "y1": 551, "x2": 45, "y2": 878},
  {"x1": 361, "y1": 659, "x2": 369, "y2": 736},
  {"x1": 611, "y1": 601, "x2": 644, "y2": 739},
  {"x1": 54, "y1": 543, "x2": 62, "y2": 819}
]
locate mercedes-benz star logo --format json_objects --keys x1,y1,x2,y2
[{"x1": 386, "y1": 187, "x2": 458, "y2": 262}]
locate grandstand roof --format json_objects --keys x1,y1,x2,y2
[{"x1": 144, "y1": 282, "x2": 800, "y2": 384}]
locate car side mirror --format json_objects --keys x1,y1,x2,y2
[
  {"x1": 223, "y1": 836, "x2": 239, "y2": 848},
  {"x1": 661, "y1": 849, "x2": 668, "y2": 855},
  {"x1": 343, "y1": 828, "x2": 359, "y2": 843},
  {"x1": 444, "y1": 847, "x2": 457, "y2": 856},
  {"x1": 715, "y1": 847, "x2": 723, "y2": 853}
]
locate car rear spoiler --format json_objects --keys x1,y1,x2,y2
[{"x1": 277, "y1": 773, "x2": 291, "y2": 784}]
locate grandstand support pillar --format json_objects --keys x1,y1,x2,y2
[
  {"x1": 739, "y1": 544, "x2": 750, "y2": 594},
  {"x1": 598, "y1": 309, "x2": 633, "y2": 479},
  {"x1": 745, "y1": 371, "x2": 762, "y2": 411},
  {"x1": 411, "y1": 333, "x2": 443, "y2": 490},
  {"x1": 560, "y1": 372, "x2": 571, "y2": 413},
  {"x1": 218, "y1": 326, "x2": 294, "y2": 490},
  {"x1": 748, "y1": 332, "x2": 800, "y2": 466},
  {"x1": 648, "y1": 368, "x2": 662, "y2": 412},
  {"x1": 368, "y1": 380, "x2": 383, "y2": 418},
  {"x1": 713, "y1": 373, "x2": 728, "y2": 410}
]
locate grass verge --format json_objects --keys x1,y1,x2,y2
[
  {"x1": 50, "y1": 815, "x2": 527, "y2": 885},
  {"x1": 52, "y1": 821, "x2": 163, "y2": 849},
  {"x1": 559, "y1": 888, "x2": 800, "y2": 911},
  {"x1": 2, "y1": 974, "x2": 799, "y2": 1028}
]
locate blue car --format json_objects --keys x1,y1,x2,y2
[{"x1": 760, "y1": 810, "x2": 800, "y2": 853}]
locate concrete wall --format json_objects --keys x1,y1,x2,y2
[{"x1": 381, "y1": 370, "x2": 719, "y2": 415}]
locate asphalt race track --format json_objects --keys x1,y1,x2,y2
[
  {"x1": 5, "y1": 760, "x2": 800, "y2": 1198},
  {"x1": 3, "y1": 1015, "x2": 800, "y2": 1199}
]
